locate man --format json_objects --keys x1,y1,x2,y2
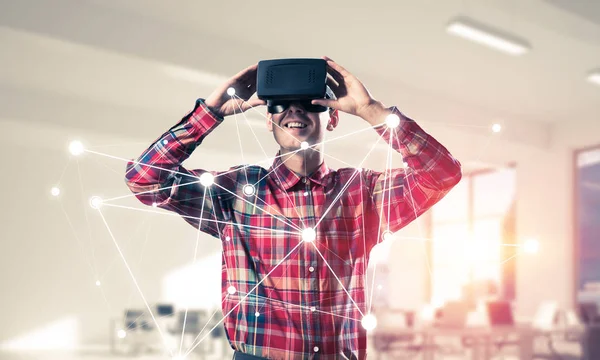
[{"x1": 125, "y1": 56, "x2": 462, "y2": 359}]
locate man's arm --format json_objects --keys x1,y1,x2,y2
[
  {"x1": 124, "y1": 99, "x2": 235, "y2": 237},
  {"x1": 125, "y1": 63, "x2": 265, "y2": 237},
  {"x1": 310, "y1": 56, "x2": 462, "y2": 237},
  {"x1": 362, "y1": 104, "x2": 462, "y2": 234}
]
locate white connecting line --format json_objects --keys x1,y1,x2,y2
[
  {"x1": 368, "y1": 129, "x2": 396, "y2": 314},
  {"x1": 66, "y1": 93, "x2": 510, "y2": 359},
  {"x1": 181, "y1": 239, "x2": 306, "y2": 357},
  {"x1": 178, "y1": 191, "x2": 208, "y2": 357},
  {"x1": 97, "y1": 209, "x2": 175, "y2": 358},
  {"x1": 80, "y1": 98, "x2": 397, "y2": 356}
]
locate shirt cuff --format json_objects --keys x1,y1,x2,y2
[
  {"x1": 373, "y1": 106, "x2": 429, "y2": 157},
  {"x1": 185, "y1": 98, "x2": 225, "y2": 133}
]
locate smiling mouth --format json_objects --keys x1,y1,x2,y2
[{"x1": 283, "y1": 122, "x2": 308, "y2": 129}]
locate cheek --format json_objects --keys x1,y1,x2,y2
[{"x1": 268, "y1": 116, "x2": 280, "y2": 131}]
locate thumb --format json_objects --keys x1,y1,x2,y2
[
  {"x1": 311, "y1": 99, "x2": 338, "y2": 109},
  {"x1": 240, "y1": 98, "x2": 266, "y2": 111}
]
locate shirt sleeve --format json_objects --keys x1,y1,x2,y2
[
  {"x1": 366, "y1": 106, "x2": 463, "y2": 236},
  {"x1": 124, "y1": 98, "x2": 236, "y2": 238}
]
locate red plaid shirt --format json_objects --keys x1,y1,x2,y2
[{"x1": 125, "y1": 99, "x2": 462, "y2": 359}]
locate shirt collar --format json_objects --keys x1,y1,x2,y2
[{"x1": 269, "y1": 151, "x2": 331, "y2": 190}]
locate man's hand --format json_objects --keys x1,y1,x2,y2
[
  {"x1": 311, "y1": 56, "x2": 388, "y2": 125},
  {"x1": 205, "y1": 63, "x2": 266, "y2": 118}
]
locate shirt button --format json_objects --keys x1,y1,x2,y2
[
  {"x1": 302, "y1": 177, "x2": 307, "y2": 184},
  {"x1": 310, "y1": 306, "x2": 316, "y2": 312},
  {"x1": 314, "y1": 346, "x2": 319, "y2": 352},
  {"x1": 303, "y1": 191, "x2": 308, "y2": 196},
  {"x1": 309, "y1": 266, "x2": 315, "y2": 272}
]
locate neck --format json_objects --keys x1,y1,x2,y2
[{"x1": 280, "y1": 147, "x2": 324, "y2": 177}]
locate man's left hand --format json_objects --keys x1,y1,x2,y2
[{"x1": 311, "y1": 56, "x2": 387, "y2": 124}]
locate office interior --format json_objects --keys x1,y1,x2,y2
[{"x1": 1, "y1": 0, "x2": 599, "y2": 359}]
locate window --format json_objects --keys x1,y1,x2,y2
[
  {"x1": 430, "y1": 166, "x2": 516, "y2": 306},
  {"x1": 575, "y1": 146, "x2": 600, "y2": 304}
]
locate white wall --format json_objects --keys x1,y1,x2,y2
[{"x1": 514, "y1": 145, "x2": 573, "y2": 318}]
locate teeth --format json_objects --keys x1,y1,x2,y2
[{"x1": 286, "y1": 122, "x2": 307, "y2": 129}]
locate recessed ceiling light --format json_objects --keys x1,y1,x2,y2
[
  {"x1": 446, "y1": 17, "x2": 531, "y2": 56},
  {"x1": 586, "y1": 70, "x2": 600, "y2": 86}
]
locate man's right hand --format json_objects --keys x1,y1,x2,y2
[{"x1": 204, "y1": 63, "x2": 266, "y2": 118}]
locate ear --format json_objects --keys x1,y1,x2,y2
[
  {"x1": 327, "y1": 109, "x2": 339, "y2": 131},
  {"x1": 266, "y1": 112, "x2": 273, "y2": 132}
]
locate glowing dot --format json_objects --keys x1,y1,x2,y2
[
  {"x1": 385, "y1": 114, "x2": 400, "y2": 128},
  {"x1": 117, "y1": 329, "x2": 126, "y2": 339},
  {"x1": 431, "y1": 298, "x2": 444, "y2": 309},
  {"x1": 420, "y1": 305, "x2": 436, "y2": 321},
  {"x1": 300, "y1": 141, "x2": 309, "y2": 150},
  {"x1": 313, "y1": 347, "x2": 319, "y2": 352},
  {"x1": 90, "y1": 196, "x2": 103, "y2": 210},
  {"x1": 382, "y1": 231, "x2": 393, "y2": 242},
  {"x1": 225, "y1": 236, "x2": 230, "y2": 241},
  {"x1": 492, "y1": 123, "x2": 502, "y2": 133},
  {"x1": 243, "y1": 184, "x2": 255, "y2": 196},
  {"x1": 95, "y1": 280, "x2": 101, "y2": 286},
  {"x1": 523, "y1": 238, "x2": 539, "y2": 254},
  {"x1": 200, "y1": 173, "x2": 214, "y2": 187},
  {"x1": 361, "y1": 314, "x2": 378, "y2": 331},
  {"x1": 68, "y1": 140, "x2": 85, "y2": 156},
  {"x1": 303, "y1": 192, "x2": 308, "y2": 196},
  {"x1": 255, "y1": 312, "x2": 260, "y2": 317},
  {"x1": 51, "y1": 187, "x2": 60, "y2": 196},
  {"x1": 310, "y1": 306, "x2": 316, "y2": 312},
  {"x1": 162, "y1": 139, "x2": 168, "y2": 145},
  {"x1": 302, "y1": 228, "x2": 316, "y2": 242},
  {"x1": 227, "y1": 87, "x2": 235, "y2": 96},
  {"x1": 227, "y1": 286, "x2": 236, "y2": 295}
]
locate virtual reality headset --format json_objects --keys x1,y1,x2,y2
[{"x1": 256, "y1": 58, "x2": 336, "y2": 114}]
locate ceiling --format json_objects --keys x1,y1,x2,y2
[{"x1": 0, "y1": 0, "x2": 599, "y2": 151}]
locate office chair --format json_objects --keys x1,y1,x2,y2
[
  {"x1": 578, "y1": 302, "x2": 600, "y2": 325},
  {"x1": 371, "y1": 308, "x2": 423, "y2": 360}
]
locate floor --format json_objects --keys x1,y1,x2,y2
[{"x1": 0, "y1": 338, "x2": 584, "y2": 360}]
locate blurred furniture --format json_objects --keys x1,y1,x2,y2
[
  {"x1": 372, "y1": 300, "x2": 589, "y2": 360},
  {"x1": 373, "y1": 325, "x2": 535, "y2": 360},
  {"x1": 578, "y1": 302, "x2": 600, "y2": 325},
  {"x1": 582, "y1": 324, "x2": 600, "y2": 360},
  {"x1": 110, "y1": 308, "x2": 156, "y2": 355},
  {"x1": 110, "y1": 305, "x2": 231, "y2": 358},
  {"x1": 371, "y1": 308, "x2": 423, "y2": 358}
]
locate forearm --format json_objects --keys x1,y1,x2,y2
[
  {"x1": 367, "y1": 106, "x2": 462, "y2": 234},
  {"x1": 124, "y1": 98, "x2": 223, "y2": 203},
  {"x1": 368, "y1": 105, "x2": 462, "y2": 190}
]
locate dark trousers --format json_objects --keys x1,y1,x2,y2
[{"x1": 232, "y1": 350, "x2": 269, "y2": 360}]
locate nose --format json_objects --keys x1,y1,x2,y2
[{"x1": 287, "y1": 102, "x2": 306, "y2": 113}]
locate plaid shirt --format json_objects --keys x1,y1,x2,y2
[{"x1": 124, "y1": 99, "x2": 462, "y2": 359}]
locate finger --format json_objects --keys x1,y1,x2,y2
[
  {"x1": 323, "y1": 57, "x2": 351, "y2": 78},
  {"x1": 326, "y1": 76, "x2": 339, "y2": 93},
  {"x1": 311, "y1": 98, "x2": 339, "y2": 109},
  {"x1": 232, "y1": 63, "x2": 259, "y2": 82},
  {"x1": 327, "y1": 66, "x2": 345, "y2": 85},
  {"x1": 241, "y1": 98, "x2": 266, "y2": 111}
]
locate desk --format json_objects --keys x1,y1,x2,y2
[{"x1": 372, "y1": 325, "x2": 536, "y2": 360}]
